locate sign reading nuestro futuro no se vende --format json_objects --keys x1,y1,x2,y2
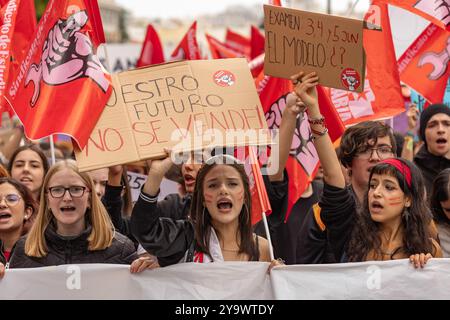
[
  {"x1": 74, "y1": 58, "x2": 271, "y2": 172},
  {"x1": 264, "y1": 4, "x2": 366, "y2": 93}
]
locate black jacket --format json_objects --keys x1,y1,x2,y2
[
  {"x1": 414, "y1": 145, "x2": 450, "y2": 196},
  {"x1": 130, "y1": 190, "x2": 195, "y2": 267},
  {"x1": 103, "y1": 184, "x2": 191, "y2": 248},
  {"x1": 8, "y1": 224, "x2": 137, "y2": 268},
  {"x1": 319, "y1": 183, "x2": 357, "y2": 262}
]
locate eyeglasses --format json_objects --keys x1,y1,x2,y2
[
  {"x1": 0, "y1": 194, "x2": 22, "y2": 207},
  {"x1": 356, "y1": 146, "x2": 394, "y2": 160},
  {"x1": 47, "y1": 186, "x2": 88, "y2": 198}
]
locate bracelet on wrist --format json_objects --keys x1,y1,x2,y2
[
  {"x1": 308, "y1": 115, "x2": 325, "y2": 126},
  {"x1": 311, "y1": 127, "x2": 328, "y2": 140}
]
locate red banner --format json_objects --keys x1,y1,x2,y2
[
  {"x1": 5, "y1": 0, "x2": 112, "y2": 148},
  {"x1": 377, "y1": 0, "x2": 450, "y2": 31},
  {"x1": 398, "y1": 23, "x2": 450, "y2": 104}
]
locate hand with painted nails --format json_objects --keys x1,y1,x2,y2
[{"x1": 409, "y1": 253, "x2": 433, "y2": 268}]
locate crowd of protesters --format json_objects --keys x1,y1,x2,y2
[{"x1": 0, "y1": 75, "x2": 449, "y2": 281}]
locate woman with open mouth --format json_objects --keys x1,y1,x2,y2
[
  {"x1": 290, "y1": 71, "x2": 443, "y2": 267},
  {"x1": 131, "y1": 153, "x2": 283, "y2": 271},
  {"x1": 7, "y1": 160, "x2": 156, "y2": 273},
  {"x1": 0, "y1": 178, "x2": 37, "y2": 276}
]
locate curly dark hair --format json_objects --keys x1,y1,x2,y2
[
  {"x1": 347, "y1": 158, "x2": 434, "y2": 261},
  {"x1": 190, "y1": 155, "x2": 258, "y2": 261},
  {"x1": 338, "y1": 121, "x2": 396, "y2": 168},
  {"x1": 430, "y1": 168, "x2": 450, "y2": 225}
]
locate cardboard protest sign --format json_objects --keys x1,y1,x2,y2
[
  {"x1": 263, "y1": 4, "x2": 366, "y2": 92},
  {"x1": 75, "y1": 58, "x2": 271, "y2": 171}
]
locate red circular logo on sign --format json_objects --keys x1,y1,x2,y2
[
  {"x1": 213, "y1": 70, "x2": 236, "y2": 87},
  {"x1": 341, "y1": 68, "x2": 361, "y2": 92}
]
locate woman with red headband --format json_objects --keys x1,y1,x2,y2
[{"x1": 289, "y1": 71, "x2": 442, "y2": 267}]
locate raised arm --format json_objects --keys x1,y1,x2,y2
[
  {"x1": 291, "y1": 72, "x2": 345, "y2": 189},
  {"x1": 269, "y1": 93, "x2": 305, "y2": 182}
]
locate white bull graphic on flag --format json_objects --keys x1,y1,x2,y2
[{"x1": 25, "y1": 10, "x2": 109, "y2": 107}]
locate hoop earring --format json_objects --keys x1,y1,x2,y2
[{"x1": 402, "y1": 207, "x2": 410, "y2": 225}]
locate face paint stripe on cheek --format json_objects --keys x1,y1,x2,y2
[
  {"x1": 388, "y1": 202, "x2": 404, "y2": 206},
  {"x1": 204, "y1": 192, "x2": 214, "y2": 204}
]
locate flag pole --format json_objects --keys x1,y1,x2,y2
[
  {"x1": 49, "y1": 134, "x2": 56, "y2": 166},
  {"x1": 249, "y1": 146, "x2": 275, "y2": 261},
  {"x1": 262, "y1": 210, "x2": 275, "y2": 261}
]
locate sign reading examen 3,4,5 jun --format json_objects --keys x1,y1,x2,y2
[
  {"x1": 74, "y1": 58, "x2": 271, "y2": 172},
  {"x1": 263, "y1": 4, "x2": 366, "y2": 93}
]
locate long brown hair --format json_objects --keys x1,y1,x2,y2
[
  {"x1": 347, "y1": 158, "x2": 434, "y2": 261},
  {"x1": 25, "y1": 160, "x2": 114, "y2": 257},
  {"x1": 190, "y1": 155, "x2": 258, "y2": 260}
]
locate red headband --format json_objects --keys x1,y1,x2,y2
[{"x1": 380, "y1": 158, "x2": 412, "y2": 188}]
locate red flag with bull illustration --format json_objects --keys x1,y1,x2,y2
[
  {"x1": 136, "y1": 24, "x2": 165, "y2": 67},
  {"x1": 328, "y1": 1, "x2": 404, "y2": 126},
  {"x1": 398, "y1": 23, "x2": 450, "y2": 104},
  {"x1": 376, "y1": 0, "x2": 450, "y2": 31},
  {"x1": 257, "y1": 71, "x2": 345, "y2": 220},
  {"x1": 170, "y1": 21, "x2": 201, "y2": 61},
  {"x1": 5, "y1": 0, "x2": 112, "y2": 149}
]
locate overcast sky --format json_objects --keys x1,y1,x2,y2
[{"x1": 116, "y1": 0, "x2": 370, "y2": 19}]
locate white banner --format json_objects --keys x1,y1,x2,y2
[
  {"x1": 1, "y1": 260, "x2": 449, "y2": 299},
  {"x1": 271, "y1": 259, "x2": 450, "y2": 299}
]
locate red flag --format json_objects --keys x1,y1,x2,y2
[
  {"x1": 236, "y1": 146, "x2": 272, "y2": 225},
  {"x1": 256, "y1": 73, "x2": 318, "y2": 220},
  {"x1": 257, "y1": 71, "x2": 345, "y2": 220},
  {"x1": 205, "y1": 34, "x2": 241, "y2": 59},
  {"x1": 250, "y1": 25, "x2": 265, "y2": 59},
  {"x1": 328, "y1": 1, "x2": 404, "y2": 126},
  {"x1": 269, "y1": 0, "x2": 282, "y2": 6},
  {"x1": 225, "y1": 28, "x2": 251, "y2": 58},
  {"x1": 5, "y1": 0, "x2": 112, "y2": 149},
  {"x1": 82, "y1": 0, "x2": 105, "y2": 46},
  {"x1": 136, "y1": 24, "x2": 165, "y2": 67},
  {"x1": 170, "y1": 21, "x2": 201, "y2": 61},
  {"x1": 0, "y1": 0, "x2": 20, "y2": 105},
  {"x1": 398, "y1": 23, "x2": 450, "y2": 104},
  {"x1": 376, "y1": 0, "x2": 450, "y2": 31},
  {"x1": 248, "y1": 53, "x2": 265, "y2": 79}
]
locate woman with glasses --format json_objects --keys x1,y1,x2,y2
[
  {"x1": 8, "y1": 160, "x2": 155, "y2": 273},
  {"x1": 289, "y1": 71, "x2": 442, "y2": 267},
  {"x1": 0, "y1": 178, "x2": 37, "y2": 267}
]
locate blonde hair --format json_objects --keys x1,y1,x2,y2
[{"x1": 25, "y1": 160, "x2": 114, "y2": 257}]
